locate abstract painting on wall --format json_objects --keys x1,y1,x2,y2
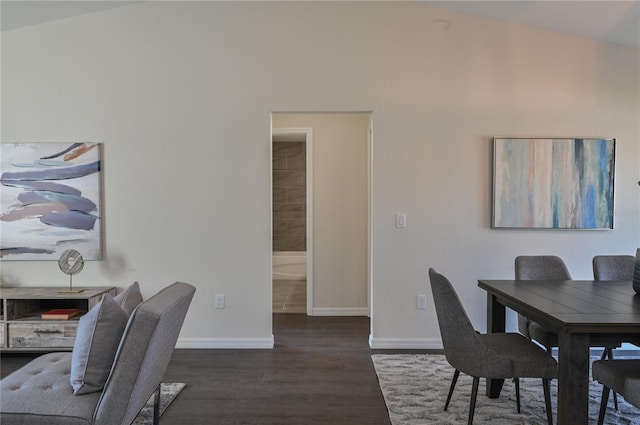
[
  {"x1": 492, "y1": 137, "x2": 615, "y2": 229},
  {"x1": 1, "y1": 143, "x2": 103, "y2": 260}
]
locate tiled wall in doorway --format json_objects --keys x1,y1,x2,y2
[{"x1": 272, "y1": 141, "x2": 306, "y2": 252}]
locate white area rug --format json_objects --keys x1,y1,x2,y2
[
  {"x1": 132, "y1": 382, "x2": 186, "y2": 425},
  {"x1": 372, "y1": 354, "x2": 640, "y2": 425}
]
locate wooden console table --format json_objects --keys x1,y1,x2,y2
[{"x1": 0, "y1": 286, "x2": 116, "y2": 352}]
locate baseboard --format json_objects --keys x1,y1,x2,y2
[
  {"x1": 369, "y1": 336, "x2": 640, "y2": 354},
  {"x1": 176, "y1": 336, "x2": 275, "y2": 349},
  {"x1": 611, "y1": 349, "x2": 640, "y2": 357},
  {"x1": 312, "y1": 307, "x2": 369, "y2": 316},
  {"x1": 557, "y1": 346, "x2": 640, "y2": 357},
  {"x1": 369, "y1": 336, "x2": 443, "y2": 349}
]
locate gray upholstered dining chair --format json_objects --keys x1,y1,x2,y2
[
  {"x1": 428, "y1": 268, "x2": 557, "y2": 425},
  {"x1": 592, "y1": 359, "x2": 640, "y2": 425},
  {"x1": 516, "y1": 255, "x2": 621, "y2": 409},
  {"x1": 515, "y1": 255, "x2": 620, "y2": 356},
  {"x1": 593, "y1": 255, "x2": 635, "y2": 281},
  {"x1": 515, "y1": 255, "x2": 572, "y2": 346}
]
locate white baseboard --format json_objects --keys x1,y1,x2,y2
[
  {"x1": 369, "y1": 337, "x2": 640, "y2": 354},
  {"x1": 312, "y1": 307, "x2": 369, "y2": 316},
  {"x1": 176, "y1": 336, "x2": 274, "y2": 349},
  {"x1": 177, "y1": 335, "x2": 640, "y2": 353},
  {"x1": 552, "y1": 346, "x2": 640, "y2": 357},
  {"x1": 369, "y1": 336, "x2": 443, "y2": 349}
]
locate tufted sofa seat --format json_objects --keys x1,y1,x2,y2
[
  {"x1": 1, "y1": 352, "x2": 101, "y2": 424},
  {"x1": 1, "y1": 282, "x2": 195, "y2": 425}
]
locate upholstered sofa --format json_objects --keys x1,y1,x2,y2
[{"x1": 0, "y1": 281, "x2": 195, "y2": 425}]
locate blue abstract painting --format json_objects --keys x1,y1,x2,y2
[
  {"x1": 1, "y1": 143, "x2": 103, "y2": 260},
  {"x1": 493, "y1": 138, "x2": 615, "y2": 229}
]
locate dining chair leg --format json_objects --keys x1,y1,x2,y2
[
  {"x1": 601, "y1": 349, "x2": 619, "y2": 410},
  {"x1": 444, "y1": 369, "x2": 460, "y2": 411},
  {"x1": 514, "y1": 378, "x2": 521, "y2": 413},
  {"x1": 542, "y1": 378, "x2": 553, "y2": 425},
  {"x1": 468, "y1": 376, "x2": 480, "y2": 425},
  {"x1": 598, "y1": 386, "x2": 611, "y2": 425}
]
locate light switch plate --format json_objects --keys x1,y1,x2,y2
[{"x1": 215, "y1": 294, "x2": 225, "y2": 309}]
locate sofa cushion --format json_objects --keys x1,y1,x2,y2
[
  {"x1": 70, "y1": 294, "x2": 129, "y2": 395},
  {"x1": 114, "y1": 281, "x2": 143, "y2": 315},
  {"x1": 0, "y1": 352, "x2": 101, "y2": 425}
]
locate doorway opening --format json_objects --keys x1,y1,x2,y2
[
  {"x1": 271, "y1": 128, "x2": 313, "y2": 315},
  {"x1": 271, "y1": 112, "x2": 372, "y2": 319}
]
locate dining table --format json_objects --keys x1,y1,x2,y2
[{"x1": 477, "y1": 279, "x2": 640, "y2": 425}]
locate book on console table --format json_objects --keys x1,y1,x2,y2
[{"x1": 41, "y1": 308, "x2": 80, "y2": 320}]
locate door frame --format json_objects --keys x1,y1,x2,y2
[{"x1": 271, "y1": 127, "x2": 314, "y2": 315}]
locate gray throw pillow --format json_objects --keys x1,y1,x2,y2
[
  {"x1": 70, "y1": 294, "x2": 129, "y2": 395},
  {"x1": 114, "y1": 281, "x2": 143, "y2": 315}
]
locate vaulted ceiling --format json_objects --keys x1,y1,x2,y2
[{"x1": 1, "y1": 1, "x2": 639, "y2": 49}]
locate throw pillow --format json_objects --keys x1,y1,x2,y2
[
  {"x1": 114, "y1": 281, "x2": 143, "y2": 315},
  {"x1": 70, "y1": 294, "x2": 129, "y2": 395}
]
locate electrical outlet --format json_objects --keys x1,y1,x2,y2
[
  {"x1": 395, "y1": 213, "x2": 407, "y2": 228},
  {"x1": 416, "y1": 294, "x2": 427, "y2": 310},
  {"x1": 215, "y1": 294, "x2": 225, "y2": 309}
]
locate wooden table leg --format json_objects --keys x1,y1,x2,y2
[
  {"x1": 557, "y1": 331, "x2": 590, "y2": 425},
  {"x1": 485, "y1": 292, "x2": 506, "y2": 398}
]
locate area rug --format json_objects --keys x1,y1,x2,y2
[
  {"x1": 132, "y1": 382, "x2": 186, "y2": 425},
  {"x1": 372, "y1": 354, "x2": 640, "y2": 425}
]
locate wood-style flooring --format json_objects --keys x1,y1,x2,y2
[{"x1": 1, "y1": 314, "x2": 434, "y2": 424}]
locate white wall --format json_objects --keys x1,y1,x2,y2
[
  {"x1": 1, "y1": 1, "x2": 638, "y2": 348},
  {"x1": 272, "y1": 113, "x2": 370, "y2": 315}
]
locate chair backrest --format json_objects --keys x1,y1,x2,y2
[
  {"x1": 428, "y1": 269, "x2": 494, "y2": 374},
  {"x1": 625, "y1": 378, "x2": 640, "y2": 408},
  {"x1": 515, "y1": 256, "x2": 571, "y2": 280},
  {"x1": 93, "y1": 282, "x2": 196, "y2": 425},
  {"x1": 593, "y1": 359, "x2": 640, "y2": 409},
  {"x1": 592, "y1": 255, "x2": 635, "y2": 281}
]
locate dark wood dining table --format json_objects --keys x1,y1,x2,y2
[{"x1": 477, "y1": 279, "x2": 640, "y2": 425}]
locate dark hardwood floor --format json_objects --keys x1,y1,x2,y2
[
  {"x1": 161, "y1": 315, "x2": 412, "y2": 425},
  {"x1": 1, "y1": 314, "x2": 434, "y2": 424}
]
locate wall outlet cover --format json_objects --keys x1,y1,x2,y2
[{"x1": 215, "y1": 294, "x2": 225, "y2": 309}]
